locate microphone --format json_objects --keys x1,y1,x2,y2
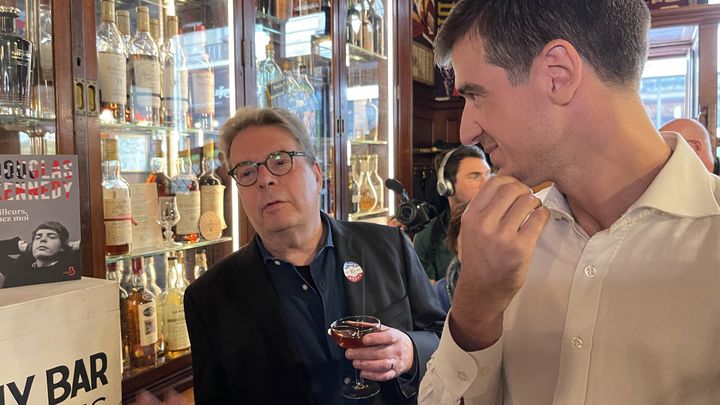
[{"x1": 384, "y1": 178, "x2": 409, "y2": 201}]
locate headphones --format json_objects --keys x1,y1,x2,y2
[{"x1": 436, "y1": 148, "x2": 460, "y2": 197}]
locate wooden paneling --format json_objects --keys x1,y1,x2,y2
[{"x1": 412, "y1": 81, "x2": 464, "y2": 147}]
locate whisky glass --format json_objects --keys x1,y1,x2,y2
[
  {"x1": 156, "y1": 196, "x2": 181, "y2": 247},
  {"x1": 329, "y1": 315, "x2": 381, "y2": 399}
]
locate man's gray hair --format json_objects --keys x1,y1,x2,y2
[{"x1": 218, "y1": 107, "x2": 316, "y2": 169}]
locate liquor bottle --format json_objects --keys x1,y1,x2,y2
[
  {"x1": 129, "y1": 6, "x2": 161, "y2": 125},
  {"x1": 256, "y1": 41, "x2": 282, "y2": 108},
  {"x1": 102, "y1": 138, "x2": 132, "y2": 255},
  {"x1": 358, "y1": 156, "x2": 377, "y2": 212},
  {"x1": 163, "y1": 16, "x2": 189, "y2": 129},
  {"x1": 365, "y1": 100, "x2": 378, "y2": 141},
  {"x1": 347, "y1": 0, "x2": 362, "y2": 47},
  {"x1": 295, "y1": 63, "x2": 319, "y2": 141},
  {"x1": 144, "y1": 255, "x2": 165, "y2": 356},
  {"x1": 360, "y1": 6, "x2": 374, "y2": 52},
  {"x1": 188, "y1": 25, "x2": 215, "y2": 130},
  {"x1": 194, "y1": 249, "x2": 208, "y2": 280},
  {"x1": 161, "y1": 256, "x2": 191, "y2": 359},
  {"x1": 107, "y1": 262, "x2": 129, "y2": 372},
  {"x1": 149, "y1": 18, "x2": 162, "y2": 48},
  {"x1": 116, "y1": 10, "x2": 131, "y2": 55},
  {"x1": 370, "y1": 0, "x2": 384, "y2": 55},
  {"x1": 97, "y1": 1, "x2": 126, "y2": 124},
  {"x1": 276, "y1": 60, "x2": 303, "y2": 112},
  {"x1": 36, "y1": 0, "x2": 54, "y2": 119},
  {"x1": 199, "y1": 140, "x2": 226, "y2": 229},
  {"x1": 0, "y1": 6, "x2": 32, "y2": 117},
  {"x1": 172, "y1": 142, "x2": 201, "y2": 243},
  {"x1": 368, "y1": 154, "x2": 384, "y2": 209},
  {"x1": 146, "y1": 139, "x2": 173, "y2": 197},
  {"x1": 127, "y1": 257, "x2": 159, "y2": 370},
  {"x1": 349, "y1": 155, "x2": 360, "y2": 214}
]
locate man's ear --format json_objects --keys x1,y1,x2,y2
[
  {"x1": 686, "y1": 138, "x2": 703, "y2": 154},
  {"x1": 536, "y1": 39, "x2": 582, "y2": 106}
]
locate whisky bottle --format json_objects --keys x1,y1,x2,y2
[
  {"x1": 149, "y1": 18, "x2": 162, "y2": 48},
  {"x1": 347, "y1": 0, "x2": 362, "y2": 48},
  {"x1": 188, "y1": 25, "x2": 215, "y2": 130},
  {"x1": 107, "y1": 262, "x2": 129, "y2": 372},
  {"x1": 97, "y1": 0, "x2": 126, "y2": 124},
  {"x1": 358, "y1": 156, "x2": 377, "y2": 212},
  {"x1": 370, "y1": 0, "x2": 384, "y2": 55},
  {"x1": 199, "y1": 140, "x2": 226, "y2": 229},
  {"x1": 129, "y1": 6, "x2": 161, "y2": 125},
  {"x1": 161, "y1": 255, "x2": 191, "y2": 359},
  {"x1": 127, "y1": 257, "x2": 158, "y2": 370},
  {"x1": 256, "y1": 41, "x2": 282, "y2": 108},
  {"x1": 145, "y1": 139, "x2": 173, "y2": 197},
  {"x1": 162, "y1": 16, "x2": 189, "y2": 129},
  {"x1": 360, "y1": 5, "x2": 374, "y2": 52},
  {"x1": 171, "y1": 143, "x2": 201, "y2": 243},
  {"x1": 0, "y1": 6, "x2": 32, "y2": 117},
  {"x1": 368, "y1": 154, "x2": 384, "y2": 209},
  {"x1": 142, "y1": 256, "x2": 164, "y2": 357},
  {"x1": 176, "y1": 250, "x2": 192, "y2": 286},
  {"x1": 193, "y1": 249, "x2": 208, "y2": 280},
  {"x1": 102, "y1": 138, "x2": 132, "y2": 255},
  {"x1": 349, "y1": 155, "x2": 360, "y2": 214},
  {"x1": 115, "y1": 10, "x2": 131, "y2": 56}
]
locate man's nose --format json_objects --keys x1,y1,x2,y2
[
  {"x1": 459, "y1": 105, "x2": 483, "y2": 146},
  {"x1": 256, "y1": 164, "x2": 277, "y2": 187}
]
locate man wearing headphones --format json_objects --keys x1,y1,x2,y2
[{"x1": 413, "y1": 145, "x2": 491, "y2": 282}]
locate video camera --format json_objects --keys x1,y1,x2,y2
[{"x1": 385, "y1": 178, "x2": 432, "y2": 233}]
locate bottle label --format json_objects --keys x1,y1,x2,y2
[
  {"x1": 352, "y1": 193, "x2": 360, "y2": 203},
  {"x1": 176, "y1": 191, "x2": 201, "y2": 235},
  {"x1": 98, "y1": 52, "x2": 127, "y2": 104},
  {"x1": 133, "y1": 58, "x2": 161, "y2": 108},
  {"x1": 165, "y1": 300, "x2": 190, "y2": 351},
  {"x1": 163, "y1": 67, "x2": 189, "y2": 114},
  {"x1": 103, "y1": 194, "x2": 132, "y2": 245},
  {"x1": 190, "y1": 70, "x2": 215, "y2": 114},
  {"x1": 201, "y1": 185, "x2": 226, "y2": 228},
  {"x1": 137, "y1": 301, "x2": 158, "y2": 347},
  {"x1": 40, "y1": 41, "x2": 54, "y2": 81}
]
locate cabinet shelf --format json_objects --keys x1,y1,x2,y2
[
  {"x1": 349, "y1": 207, "x2": 388, "y2": 221},
  {"x1": 106, "y1": 236, "x2": 232, "y2": 264},
  {"x1": 99, "y1": 123, "x2": 219, "y2": 137},
  {"x1": 0, "y1": 115, "x2": 55, "y2": 131},
  {"x1": 351, "y1": 139, "x2": 387, "y2": 146},
  {"x1": 347, "y1": 44, "x2": 387, "y2": 62}
]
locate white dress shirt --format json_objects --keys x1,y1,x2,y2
[{"x1": 419, "y1": 134, "x2": 720, "y2": 405}]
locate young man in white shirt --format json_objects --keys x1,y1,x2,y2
[{"x1": 419, "y1": 1, "x2": 720, "y2": 404}]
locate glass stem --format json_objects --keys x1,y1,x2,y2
[{"x1": 355, "y1": 368, "x2": 366, "y2": 390}]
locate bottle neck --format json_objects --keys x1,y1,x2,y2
[
  {"x1": 204, "y1": 155, "x2": 215, "y2": 174},
  {"x1": 0, "y1": 15, "x2": 16, "y2": 34},
  {"x1": 151, "y1": 156, "x2": 166, "y2": 174},
  {"x1": 177, "y1": 156, "x2": 194, "y2": 177},
  {"x1": 103, "y1": 159, "x2": 122, "y2": 179},
  {"x1": 130, "y1": 271, "x2": 145, "y2": 290}
]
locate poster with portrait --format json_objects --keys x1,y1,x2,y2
[{"x1": 0, "y1": 155, "x2": 82, "y2": 288}]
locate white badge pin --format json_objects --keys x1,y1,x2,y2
[{"x1": 343, "y1": 261, "x2": 364, "y2": 283}]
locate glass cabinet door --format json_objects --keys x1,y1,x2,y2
[
  {"x1": 93, "y1": 0, "x2": 236, "y2": 381},
  {"x1": 0, "y1": 0, "x2": 57, "y2": 155},
  {"x1": 254, "y1": 0, "x2": 336, "y2": 217},
  {"x1": 344, "y1": 0, "x2": 393, "y2": 222}
]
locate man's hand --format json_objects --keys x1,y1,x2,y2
[
  {"x1": 387, "y1": 216, "x2": 407, "y2": 231},
  {"x1": 345, "y1": 325, "x2": 414, "y2": 381},
  {"x1": 450, "y1": 176, "x2": 550, "y2": 351}
]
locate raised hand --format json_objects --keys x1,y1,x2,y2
[
  {"x1": 345, "y1": 325, "x2": 415, "y2": 381},
  {"x1": 449, "y1": 175, "x2": 550, "y2": 351}
]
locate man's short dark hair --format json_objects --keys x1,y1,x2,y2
[
  {"x1": 31, "y1": 221, "x2": 70, "y2": 251},
  {"x1": 434, "y1": 0, "x2": 651, "y2": 87},
  {"x1": 434, "y1": 145, "x2": 487, "y2": 186}
]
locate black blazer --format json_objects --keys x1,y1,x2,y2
[{"x1": 184, "y1": 216, "x2": 446, "y2": 404}]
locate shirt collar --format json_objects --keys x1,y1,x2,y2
[
  {"x1": 539, "y1": 133, "x2": 720, "y2": 220},
  {"x1": 255, "y1": 212, "x2": 335, "y2": 263}
]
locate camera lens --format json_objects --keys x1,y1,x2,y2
[{"x1": 397, "y1": 203, "x2": 416, "y2": 223}]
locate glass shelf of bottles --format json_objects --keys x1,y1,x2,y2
[
  {"x1": 350, "y1": 207, "x2": 388, "y2": 221},
  {"x1": 351, "y1": 139, "x2": 387, "y2": 146},
  {"x1": 106, "y1": 236, "x2": 231, "y2": 264},
  {"x1": 0, "y1": 115, "x2": 55, "y2": 130},
  {"x1": 99, "y1": 122, "x2": 219, "y2": 136},
  {"x1": 347, "y1": 43, "x2": 386, "y2": 62}
]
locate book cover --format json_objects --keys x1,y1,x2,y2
[{"x1": 0, "y1": 155, "x2": 82, "y2": 288}]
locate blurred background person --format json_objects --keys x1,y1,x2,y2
[
  {"x1": 413, "y1": 145, "x2": 490, "y2": 283},
  {"x1": 660, "y1": 118, "x2": 719, "y2": 174}
]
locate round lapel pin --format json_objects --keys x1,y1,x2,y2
[{"x1": 343, "y1": 261, "x2": 364, "y2": 283}]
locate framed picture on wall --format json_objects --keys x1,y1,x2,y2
[{"x1": 412, "y1": 42, "x2": 435, "y2": 86}]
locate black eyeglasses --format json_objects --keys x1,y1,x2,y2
[{"x1": 228, "y1": 150, "x2": 308, "y2": 187}]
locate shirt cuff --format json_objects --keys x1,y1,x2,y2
[
  {"x1": 396, "y1": 333, "x2": 420, "y2": 397},
  {"x1": 427, "y1": 313, "x2": 503, "y2": 400}
]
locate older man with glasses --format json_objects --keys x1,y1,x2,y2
[{"x1": 183, "y1": 107, "x2": 445, "y2": 405}]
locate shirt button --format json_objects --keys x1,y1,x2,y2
[
  {"x1": 584, "y1": 265, "x2": 597, "y2": 278},
  {"x1": 571, "y1": 336, "x2": 584, "y2": 349},
  {"x1": 456, "y1": 371, "x2": 468, "y2": 381},
  {"x1": 273, "y1": 260, "x2": 281, "y2": 266},
  {"x1": 301, "y1": 284, "x2": 309, "y2": 291}
]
